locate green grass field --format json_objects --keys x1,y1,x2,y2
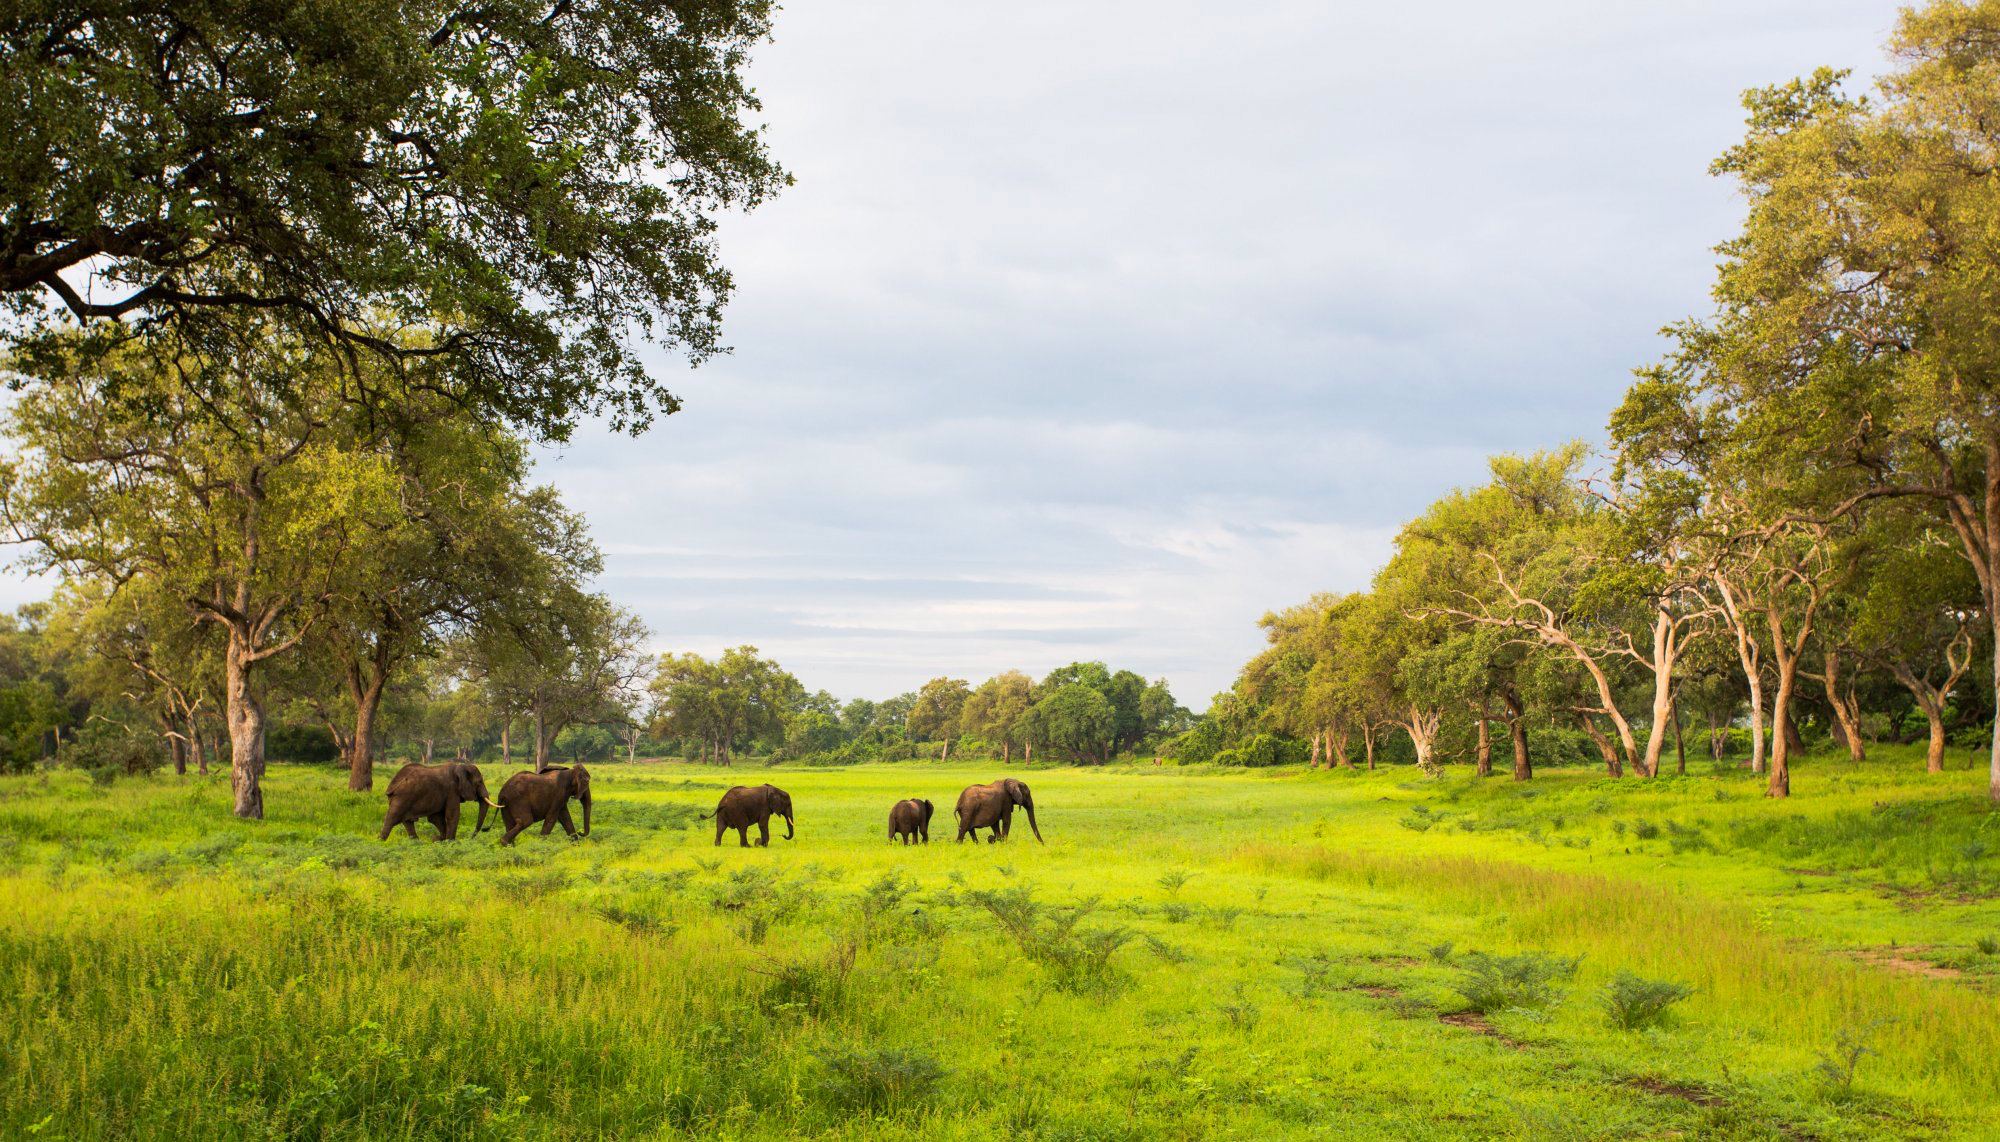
[{"x1": 3, "y1": 748, "x2": 1998, "y2": 1140}]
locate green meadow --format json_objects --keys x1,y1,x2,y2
[{"x1": 3, "y1": 750, "x2": 1998, "y2": 1141}]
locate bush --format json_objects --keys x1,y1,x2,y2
[
  {"x1": 1601, "y1": 972, "x2": 1693, "y2": 1030},
  {"x1": 1452, "y1": 951, "x2": 1580, "y2": 1013},
  {"x1": 65, "y1": 721, "x2": 166, "y2": 776},
  {"x1": 964, "y1": 885, "x2": 1133, "y2": 997},
  {"x1": 1170, "y1": 718, "x2": 1227, "y2": 765},
  {"x1": 813, "y1": 1044, "x2": 945, "y2": 1113},
  {"x1": 1240, "y1": 733, "x2": 1309, "y2": 768}
]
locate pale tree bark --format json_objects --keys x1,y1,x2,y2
[
  {"x1": 1579, "y1": 713, "x2": 1622, "y2": 777},
  {"x1": 1362, "y1": 721, "x2": 1378, "y2": 770},
  {"x1": 1713, "y1": 573, "x2": 1767, "y2": 775},
  {"x1": 1805, "y1": 645, "x2": 1866, "y2": 762},
  {"x1": 1399, "y1": 705, "x2": 1443, "y2": 774},
  {"x1": 1885, "y1": 626, "x2": 1973, "y2": 776},
  {"x1": 1762, "y1": 574, "x2": 1826, "y2": 800},
  {"x1": 1435, "y1": 556, "x2": 1706, "y2": 778},
  {"x1": 1472, "y1": 701, "x2": 1492, "y2": 778},
  {"x1": 1329, "y1": 724, "x2": 1354, "y2": 769}
]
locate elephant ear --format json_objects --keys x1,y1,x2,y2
[
  {"x1": 555, "y1": 766, "x2": 575, "y2": 801},
  {"x1": 453, "y1": 766, "x2": 477, "y2": 801}
]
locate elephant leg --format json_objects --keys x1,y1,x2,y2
[
  {"x1": 428, "y1": 812, "x2": 449, "y2": 840},
  {"x1": 713, "y1": 818, "x2": 725, "y2": 846},
  {"x1": 556, "y1": 806, "x2": 577, "y2": 839},
  {"x1": 737, "y1": 825, "x2": 751, "y2": 848},
  {"x1": 378, "y1": 813, "x2": 397, "y2": 841},
  {"x1": 757, "y1": 818, "x2": 770, "y2": 847},
  {"x1": 541, "y1": 808, "x2": 559, "y2": 835},
  {"x1": 443, "y1": 801, "x2": 461, "y2": 841},
  {"x1": 500, "y1": 820, "x2": 527, "y2": 846},
  {"x1": 402, "y1": 820, "x2": 419, "y2": 840}
]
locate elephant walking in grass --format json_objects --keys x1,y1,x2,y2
[
  {"x1": 703, "y1": 784, "x2": 794, "y2": 847},
  {"x1": 888, "y1": 798, "x2": 933, "y2": 844},
  {"x1": 379, "y1": 762, "x2": 495, "y2": 841},
  {"x1": 955, "y1": 778, "x2": 1042, "y2": 844},
  {"x1": 495, "y1": 764, "x2": 592, "y2": 845}
]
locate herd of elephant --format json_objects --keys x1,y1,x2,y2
[{"x1": 376, "y1": 761, "x2": 1045, "y2": 848}]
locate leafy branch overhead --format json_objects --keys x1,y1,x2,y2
[{"x1": 0, "y1": 1, "x2": 789, "y2": 439}]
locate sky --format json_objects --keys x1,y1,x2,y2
[{"x1": 2, "y1": 1, "x2": 1908, "y2": 709}]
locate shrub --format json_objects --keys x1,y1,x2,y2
[
  {"x1": 1452, "y1": 951, "x2": 1580, "y2": 1013},
  {"x1": 965, "y1": 885, "x2": 1133, "y2": 997},
  {"x1": 1601, "y1": 972, "x2": 1693, "y2": 1030},
  {"x1": 758, "y1": 943, "x2": 856, "y2": 1016},
  {"x1": 813, "y1": 1044, "x2": 945, "y2": 1113}
]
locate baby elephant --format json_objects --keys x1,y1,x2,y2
[
  {"x1": 703, "y1": 784, "x2": 794, "y2": 847},
  {"x1": 495, "y1": 764, "x2": 592, "y2": 845},
  {"x1": 888, "y1": 798, "x2": 934, "y2": 844}
]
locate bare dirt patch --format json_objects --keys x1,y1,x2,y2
[
  {"x1": 1438, "y1": 1011, "x2": 1529, "y2": 1050},
  {"x1": 1344, "y1": 984, "x2": 1398, "y2": 997},
  {"x1": 1624, "y1": 1076, "x2": 1724, "y2": 1106},
  {"x1": 1853, "y1": 946, "x2": 1962, "y2": 979}
]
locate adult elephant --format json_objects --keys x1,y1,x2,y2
[
  {"x1": 703, "y1": 784, "x2": 794, "y2": 847},
  {"x1": 888, "y1": 798, "x2": 933, "y2": 845},
  {"x1": 495, "y1": 764, "x2": 592, "y2": 846},
  {"x1": 955, "y1": 778, "x2": 1042, "y2": 844},
  {"x1": 378, "y1": 762, "x2": 495, "y2": 841}
]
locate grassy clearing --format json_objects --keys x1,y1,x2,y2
[{"x1": 1, "y1": 748, "x2": 1996, "y2": 1140}]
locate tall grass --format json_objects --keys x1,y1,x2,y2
[{"x1": 1, "y1": 751, "x2": 1995, "y2": 1139}]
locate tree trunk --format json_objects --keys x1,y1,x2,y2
[
  {"x1": 1503, "y1": 690, "x2": 1530, "y2": 781},
  {"x1": 532, "y1": 707, "x2": 549, "y2": 772},
  {"x1": 1362, "y1": 722, "x2": 1377, "y2": 770},
  {"x1": 1473, "y1": 706, "x2": 1492, "y2": 778},
  {"x1": 501, "y1": 720, "x2": 511, "y2": 765},
  {"x1": 224, "y1": 630, "x2": 266, "y2": 820},
  {"x1": 1638, "y1": 610, "x2": 1680, "y2": 778},
  {"x1": 1819, "y1": 646, "x2": 1866, "y2": 762},
  {"x1": 1309, "y1": 730, "x2": 1322, "y2": 769},
  {"x1": 1672, "y1": 695, "x2": 1686, "y2": 776},
  {"x1": 1717, "y1": 577, "x2": 1767, "y2": 775},
  {"x1": 345, "y1": 652, "x2": 390, "y2": 792},
  {"x1": 170, "y1": 734, "x2": 188, "y2": 776},
  {"x1": 1768, "y1": 659, "x2": 1797, "y2": 799},
  {"x1": 1924, "y1": 699, "x2": 1948, "y2": 775},
  {"x1": 1580, "y1": 714, "x2": 1621, "y2": 777},
  {"x1": 421, "y1": 737, "x2": 434, "y2": 765},
  {"x1": 1002, "y1": 740, "x2": 1011, "y2": 764}
]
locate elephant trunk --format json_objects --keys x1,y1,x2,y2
[
  {"x1": 782, "y1": 811, "x2": 794, "y2": 840},
  {"x1": 580, "y1": 788, "x2": 592, "y2": 837},
  {"x1": 474, "y1": 796, "x2": 494, "y2": 834},
  {"x1": 1021, "y1": 795, "x2": 1043, "y2": 844}
]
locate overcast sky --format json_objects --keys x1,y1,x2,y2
[
  {"x1": 3, "y1": 2, "x2": 1905, "y2": 709},
  {"x1": 530, "y1": 1, "x2": 1907, "y2": 709}
]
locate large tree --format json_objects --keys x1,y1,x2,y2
[
  {"x1": 1, "y1": 335, "x2": 408, "y2": 816},
  {"x1": 2, "y1": 1, "x2": 787, "y2": 439},
  {"x1": 1681, "y1": 2, "x2": 2000, "y2": 800},
  {"x1": 961, "y1": 670, "x2": 1034, "y2": 763}
]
